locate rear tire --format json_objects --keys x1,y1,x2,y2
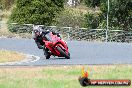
[{"x1": 56, "y1": 46, "x2": 70, "y2": 59}]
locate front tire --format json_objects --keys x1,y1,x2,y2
[{"x1": 56, "y1": 46, "x2": 70, "y2": 59}]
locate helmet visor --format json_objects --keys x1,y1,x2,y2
[{"x1": 34, "y1": 30, "x2": 40, "y2": 36}]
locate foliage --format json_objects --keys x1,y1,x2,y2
[
  {"x1": 84, "y1": 0, "x2": 132, "y2": 30},
  {"x1": 0, "y1": 0, "x2": 14, "y2": 10},
  {"x1": 8, "y1": 0, "x2": 64, "y2": 25},
  {"x1": 54, "y1": 7, "x2": 86, "y2": 27},
  {"x1": 84, "y1": 13, "x2": 101, "y2": 29},
  {"x1": 100, "y1": 0, "x2": 132, "y2": 30},
  {"x1": 8, "y1": 0, "x2": 64, "y2": 32},
  {"x1": 84, "y1": 0, "x2": 100, "y2": 8}
]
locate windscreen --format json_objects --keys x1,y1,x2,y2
[{"x1": 45, "y1": 33, "x2": 53, "y2": 42}]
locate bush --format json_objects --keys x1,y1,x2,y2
[
  {"x1": 84, "y1": 0, "x2": 100, "y2": 8},
  {"x1": 84, "y1": 12, "x2": 102, "y2": 29},
  {"x1": 100, "y1": 0, "x2": 132, "y2": 30},
  {"x1": 54, "y1": 7, "x2": 86, "y2": 27},
  {"x1": 84, "y1": 0, "x2": 132, "y2": 30},
  {"x1": 8, "y1": 0, "x2": 64, "y2": 33}
]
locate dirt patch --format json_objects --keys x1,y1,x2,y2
[{"x1": 0, "y1": 49, "x2": 26, "y2": 63}]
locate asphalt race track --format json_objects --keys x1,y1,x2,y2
[{"x1": 0, "y1": 38, "x2": 132, "y2": 66}]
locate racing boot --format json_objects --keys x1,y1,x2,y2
[{"x1": 43, "y1": 48, "x2": 51, "y2": 59}]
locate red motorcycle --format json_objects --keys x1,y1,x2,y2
[{"x1": 43, "y1": 32, "x2": 70, "y2": 59}]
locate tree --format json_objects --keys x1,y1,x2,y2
[
  {"x1": 100, "y1": 0, "x2": 132, "y2": 30},
  {"x1": 84, "y1": 0, "x2": 132, "y2": 30},
  {"x1": 9, "y1": 0, "x2": 64, "y2": 25},
  {"x1": 84, "y1": 0, "x2": 100, "y2": 8},
  {"x1": 84, "y1": 13, "x2": 100, "y2": 29}
]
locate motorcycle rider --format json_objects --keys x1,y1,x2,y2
[{"x1": 33, "y1": 25, "x2": 60, "y2": 59}]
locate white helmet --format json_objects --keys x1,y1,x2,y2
[{"x1": 33, "y1": 25, "x2": 43, "y2": 36}]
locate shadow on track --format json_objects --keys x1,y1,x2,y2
[{"x1": 40, "y1": 56, "x2": 68, "y2": 60}]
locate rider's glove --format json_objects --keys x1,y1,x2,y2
[{"x1": 57, "y1": 33, "x2": 61, "y2": 37}]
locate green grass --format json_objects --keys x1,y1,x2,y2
[{"x1": 0, "y1": 65, "x2": 131, "y2": 88}]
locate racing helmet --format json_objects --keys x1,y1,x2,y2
[{"x1": 33, "y1": 25, "x2": 43, "y2": 36}]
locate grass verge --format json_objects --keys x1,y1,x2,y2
[
  {"x1": 0, "y1": 29, "x2": 32, "y2": 39},
  {"x1": 0, "y1": 65, "x2": 131, "y2": 88},
  {"x1": 0, "y1": 49, "x2": 25, "y2": 63}
]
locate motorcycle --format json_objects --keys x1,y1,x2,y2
[{"x1": 43, "y1": 32, "x2": 70, "y2": 59}]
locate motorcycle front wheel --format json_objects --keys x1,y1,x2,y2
[{"x1": 56, "y1": 46, "x2": 70, "y2": 59}]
